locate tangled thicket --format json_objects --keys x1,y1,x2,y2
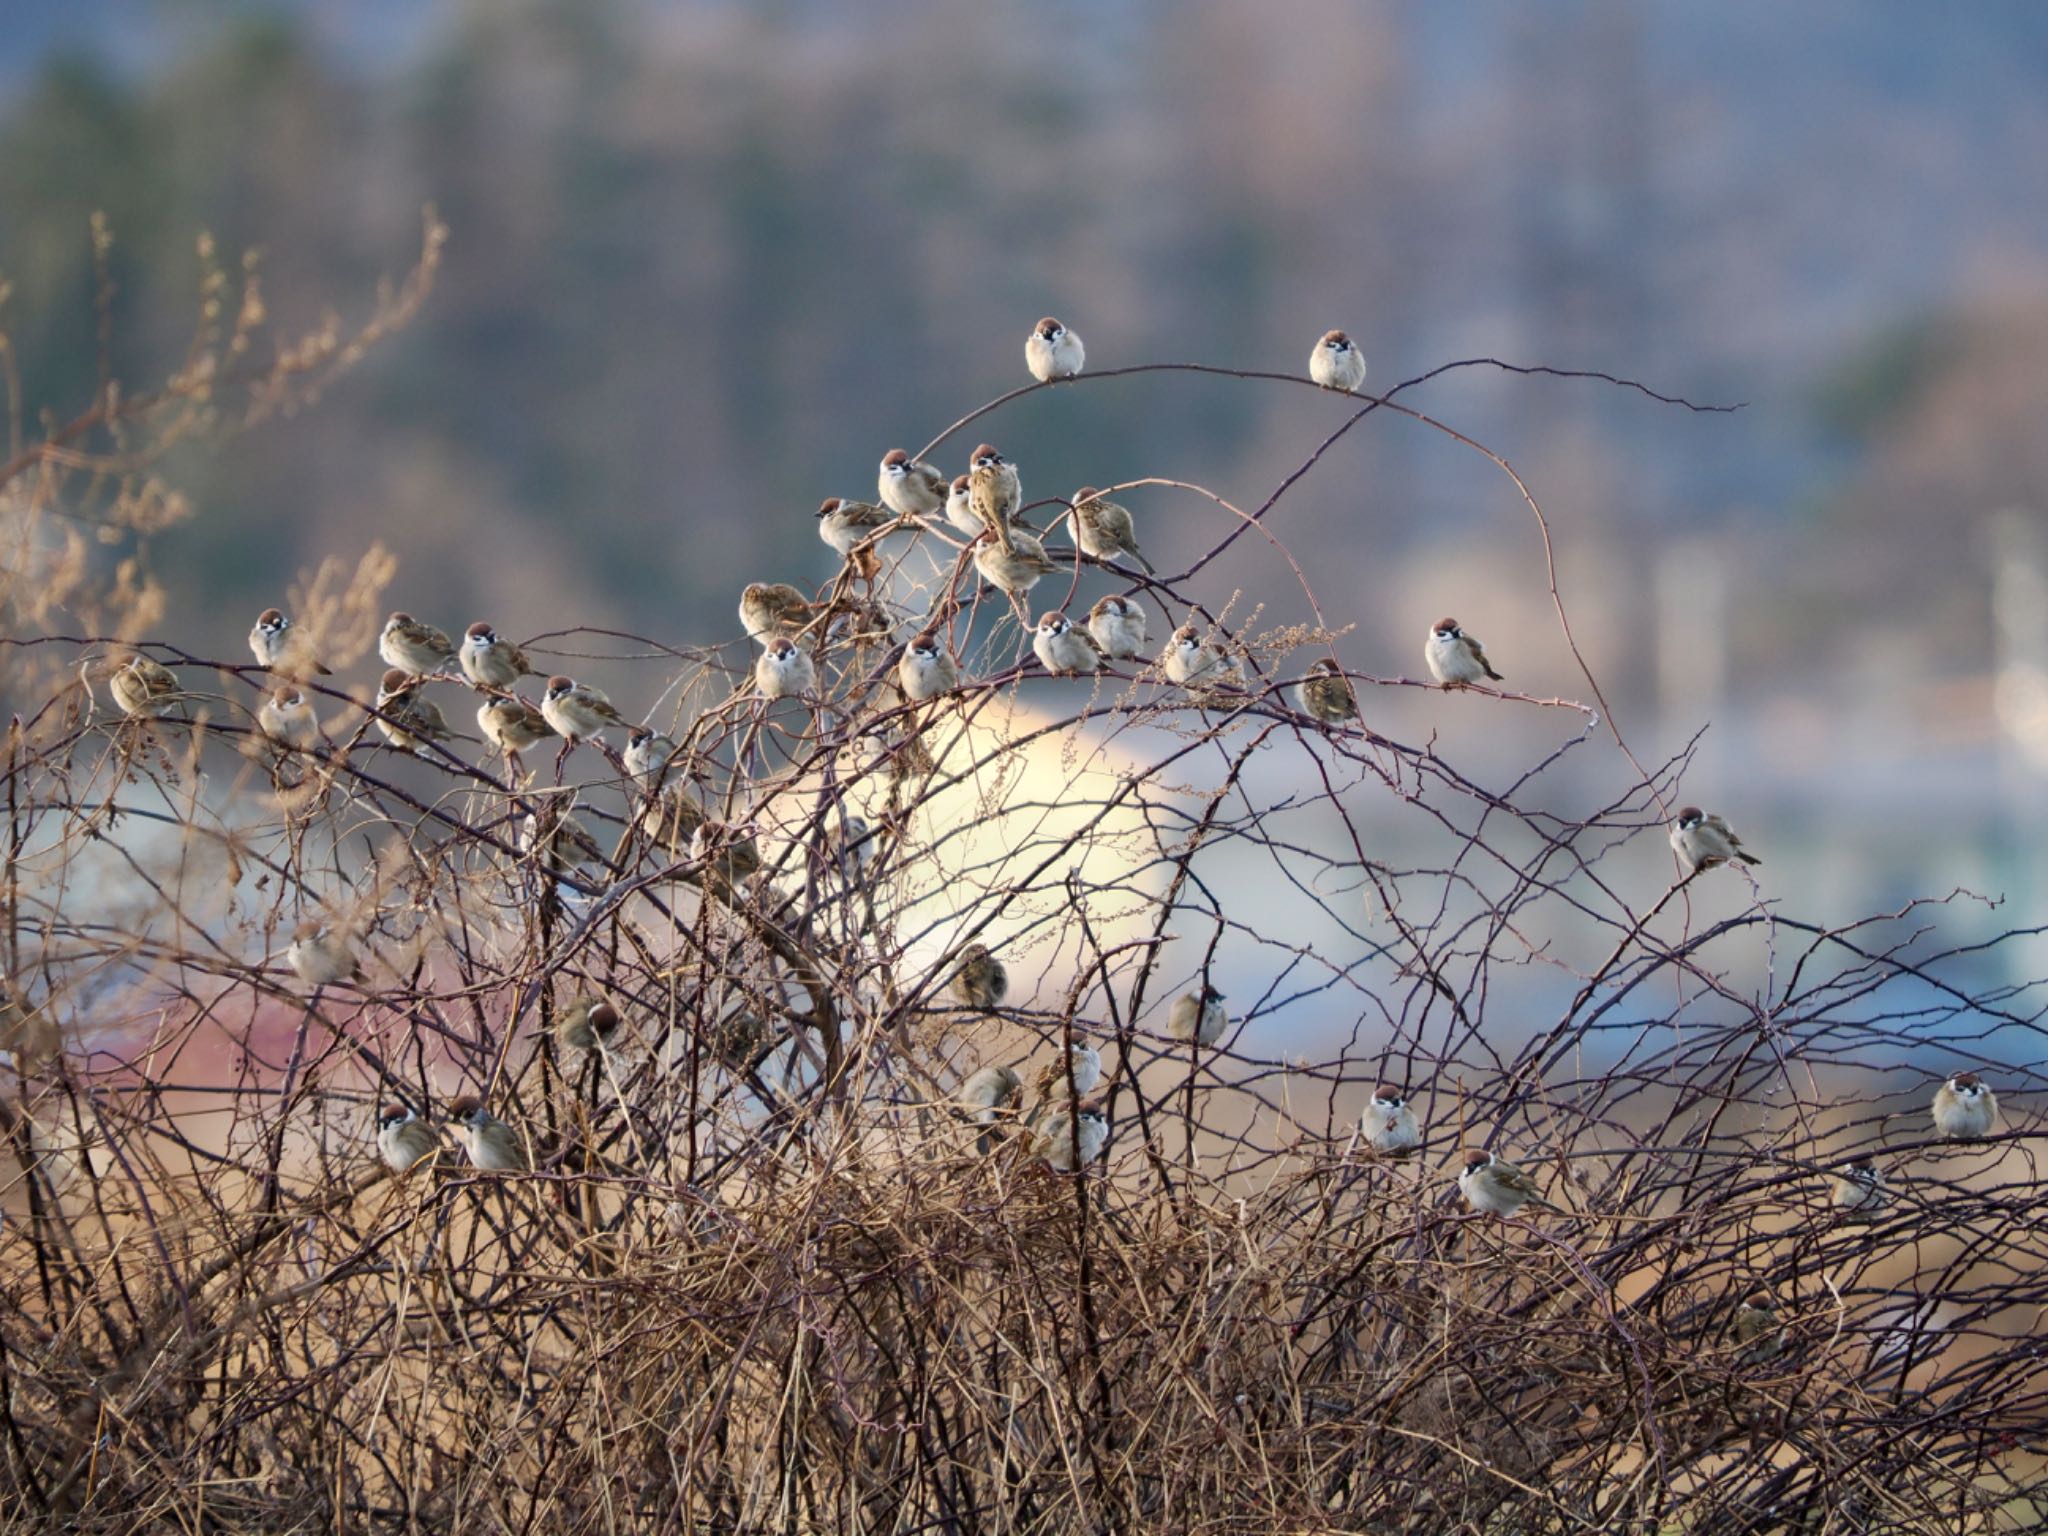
[{"x1": 0, "y1": 217, "x2": 2044, "y2": 1536}]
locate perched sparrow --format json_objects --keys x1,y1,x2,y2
[
  {"x1": 949, "y1": 943, "x2": 1008, "y2": 1011},
  {"x1": 738, "y1": 582, "x2": 815, "y2": 645},
  {"x1": 108, "y1": 654, "x2": 178, "y2": 718},
  {"x1": 449, "y1": 1097, "x2": 528, "y2": 1172},
  {"x1": 829, "y1": 597, "x2": 902, "y2": 659},
  {"x1": 973, "y1": 527, "x2": 1061, "y2": 599},
  {"x1": 248, "y1": 608, "x2": 330, "y2": 677},
  {"x1": 1931, "y1": 1072, "x2": 1997, "y2": 1140},
  {"x1": 1162, "y1": 625, "x2": 1245, "y2": 691},
  {"x1": 1458, "y1": 1148, "x2": 1547, "y2": 1217},
  {"x1": 1424, "y1": 617, "x2": 1502, "y2": 687},
  {"x1": 521, "y1": 804, "x2": 608, "y2": 875},
  {"x1": 640, "y1": 785, "x2": 707, "y2": 854},
  {"x1": 1168, "y1": 984, "x2": 1229, "y2": 1046},
  {"x1": 258, "y1": 685, "x2": 322, "y2": 752},
  {"x1": 1308, "y1": 329, "x2": 1367, "y2": 392},
  {"x1": 822, "y1": 812, "x2": 877, "y2": 879},
  {"x1": 1087, "y1": 594, "x2": 1148, "y2": 661},
  {"x1": 287, "y1": 921, "x2": 359, "y2": 987},
  {"x1": 1669, "y1": 807, "x2": 1762, "y2": 872},
  {"x1": 689, "y1": 818, "x2": 762, "y2": 886},
  {"x1": 375, "y1": 1106, "x2": 439, "y2": 1173},
  {"x1": 1033, "y1": 612, "x2": 1104, "y2": 675},
  {"x1": 1295, "y1": 658, "x2": 1360, "y2": 725},
  {"x1": 477, "y1": 696, "x2": 556, "y2": 756},
  {"x1": 1362, "y1": 1084, "x2": 1421, "y2": 1156},
  {"x1": 1025, "y1": 315, "x2": 1085, "y2": 381},
  {"x1": 1069, "y1": 488, "x2": 1154, "y2": 573},
  {"x1": 379, "y1": 612, "x2": 457, "y2": 676},
  {"x1": 958, "y1": 1063, "x2": 1023, "y2": 1126},
  {"x1": 540, "y1": 675, "x2": 629, "y2": 744},
  {"x1": 459, "y1": 621, "x2": 539, "y2": 691},
  {"x1": 1731, "y1": 1292, "x2": 1786, "y2": 1363},
  {"x1": 1828, "y1": 1157, "x2": 1889, "y2": 1218},
  {"x1": 898, "y1": 632, "x2": 961, "y2": 701},
  {"x1": 967, "y1": 443, "x2": 1024, "y2": 550},
  {"x1": 755, "y1": 637, "x2": 819, "y2": 700},
  {"x1": 624, "y1": 725, "x2": 675, "y2": 782},
  {"x1": 815, "y1": 497, "x2": 897, "y2": 558},
  {"x1": 943, "y1": 474, "x2": 982, "y2": 537},
  {"x1": 556, "y1": 997, "x2": 623, "y2": 1054},
  {"x1": 1030, "y1": 1043, "x2": 1103, "y2": 1105},
  {"x1": 1033, "y1": 1106, "x2": 1108, "y2": 1172},
  {"x1": 375, "y1": 669, "x2": 468, "y2": 753},
  {"x1": 878, "y1": 448, "x2": 949, "y2": 518},
  {"x1": 705, "y1": 1009, "x2": 768, "y2": 1070}
]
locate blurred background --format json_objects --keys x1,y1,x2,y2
[{"x1": 5, "y1": 0, "x2": 2048, "y2": 969}]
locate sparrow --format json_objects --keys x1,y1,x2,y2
[
  {"x1": 689, "y1": 819, "x2": 762, "y2": 887},
  {"x1": 898, "y1": 632, "x2": 960, "y2": 701},
  {"x1": 1033, "y1": 612, "x2": 1104, "y2": 675},
  {"x1": 738, "y1": 582, "x2": 815, "y2": 645},
  {"x1": 540, "y1": 675, "x2": 629, "y2": 744},
  {"x1": 949, "y1": 943, "x2": 1008, "y2": 1011},
  {"x1": 1669, "y1": 807, "x2": 1762, "y2": 872},
  {"x1": 1086, "y1": 594, "x2": 1149, "y2": 661},
  {"x1": 1295, "y1": 658, "x2": 1360, "y2": 725},
  {"x1": 1029, "y1": 1043, "x2": 1103, "y2": 1105},
  {"x1": 556, "y1": 996, "x2": 622, "y2": 1054},
  {"x1": 1828, "y1": 1157, "x2": 1889, "y2": 1218},
  {"x1": 624, "y1": 725, "x2": 675, "y2": 782},
  {"x1": 958, "y1": 1063, "x2": 1023, "y2": 1126},
  {"x1": 1931, "y1": 1072, "x2": 1997, "y2": 1140},
  {"x1": 755, "y1": 637, "x2": 819, "y2": 701},
  {"x1": 449, "y1": 1098, "x2": 528, "y2": 1172},
  {"x1": 1731, "y1": 1292, "x2": 1786, "y2": 1364},
  {"x1": 1162, "y1": 625, "x2": 1245, "y2": 691},
  {"x1": 1025, "y1": 315, "x2": 1085, "y2": 382},
  {"x1": 823, "y1": 812, "x2": 877, "y2": 879},
  {"x1": 972, "y1": 528, "x2": 1061, "y2": 600},
  {"x1": 815, "y1": 497, "x2": 897, "y2": 558},
  {"x1": 459, "y1": 621, "x2": 540, "y2": 691},
  {"x1": 706, "y1": 1009, "x2": 768, "y2": 1070},
  {"x1": 379, "y1": 612, "x2": 457, "y2": 676},
  {"x1": 248, "y1": 608, "x2": 330, "y2": 677},
  {"x1": 521, "y1": 804, "x2": 608, "y2": 876},
  {"x1": 967, "y1": 443, "x2": 1024, "y2": 550},
  {"x1": 1168, "y1": 984, "x2": 1228, "y2": 1046},
  {"x1": 375, "y1": 669, "x2": 469, "y2": 753},
  {"x1": 477, "y1": 695, "x2": 556, "y2": 756},
  {"x1": 375, "y1": 1106, "x2": 440, "y2": 1173},
  {"x1": 258, "y1": 685, "x2": 322, "y2": 752},
  {"x1": 1308, "y1": 329, "x2": 1367, "y2": 392},
  {"x1": 1033, "y1": 1106, "x2": 1108, "y2": 1173},
  {"x1": 1362, "y1": 1084, "x2": 1421, "y2": 1156},
  {"x1": 640, "y1": 785, "x2": 706, "y2": 854},
  {"x1": 943, "y1": 474, "x2": 982, "y2": 537},
  {"x1": 829, "y1": 597, "x2": 902, "y2": 661},
  {"x1": 287, "y1": 921, "x2": 360, "y2": 987},
  {"x1": 1069, "y1": 488, "x2": 1154, "y2": 573},
  {"x1": 108, "y1": 654, "x2": 178, "y2": 718},
  {"x1": 1424, "y1": 617, "x2": 1502, "y2": 687},
  {"x1": 879, "y1": 448, "x2": 949, "y2": 518},
  {"x1": 1458, "y1": 1148, "x2": 1547, "y2": 1217}
]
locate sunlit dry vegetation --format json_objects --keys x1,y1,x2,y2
[{"x1": 0, "y1": 218, "x2": 2043, "y2": 1535}]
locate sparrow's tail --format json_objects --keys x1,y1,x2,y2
[
  {"x1": 1134, "y1": 549, "x2": 1157, "y2": 576},
  {"x1": 1484, "y1": 663, "x2": 1504, "y2": 681},
  {"x1": 1737, "y1": 851, "x2": 1763, "y2": 866}
]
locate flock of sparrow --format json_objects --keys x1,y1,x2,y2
[{"x1": 96, "y1": 317, "x2": 2003, "y2": 1229}]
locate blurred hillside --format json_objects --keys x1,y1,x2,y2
[{"x1": 4, "y1": 0, "x2": 2048, "y2": 933}]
